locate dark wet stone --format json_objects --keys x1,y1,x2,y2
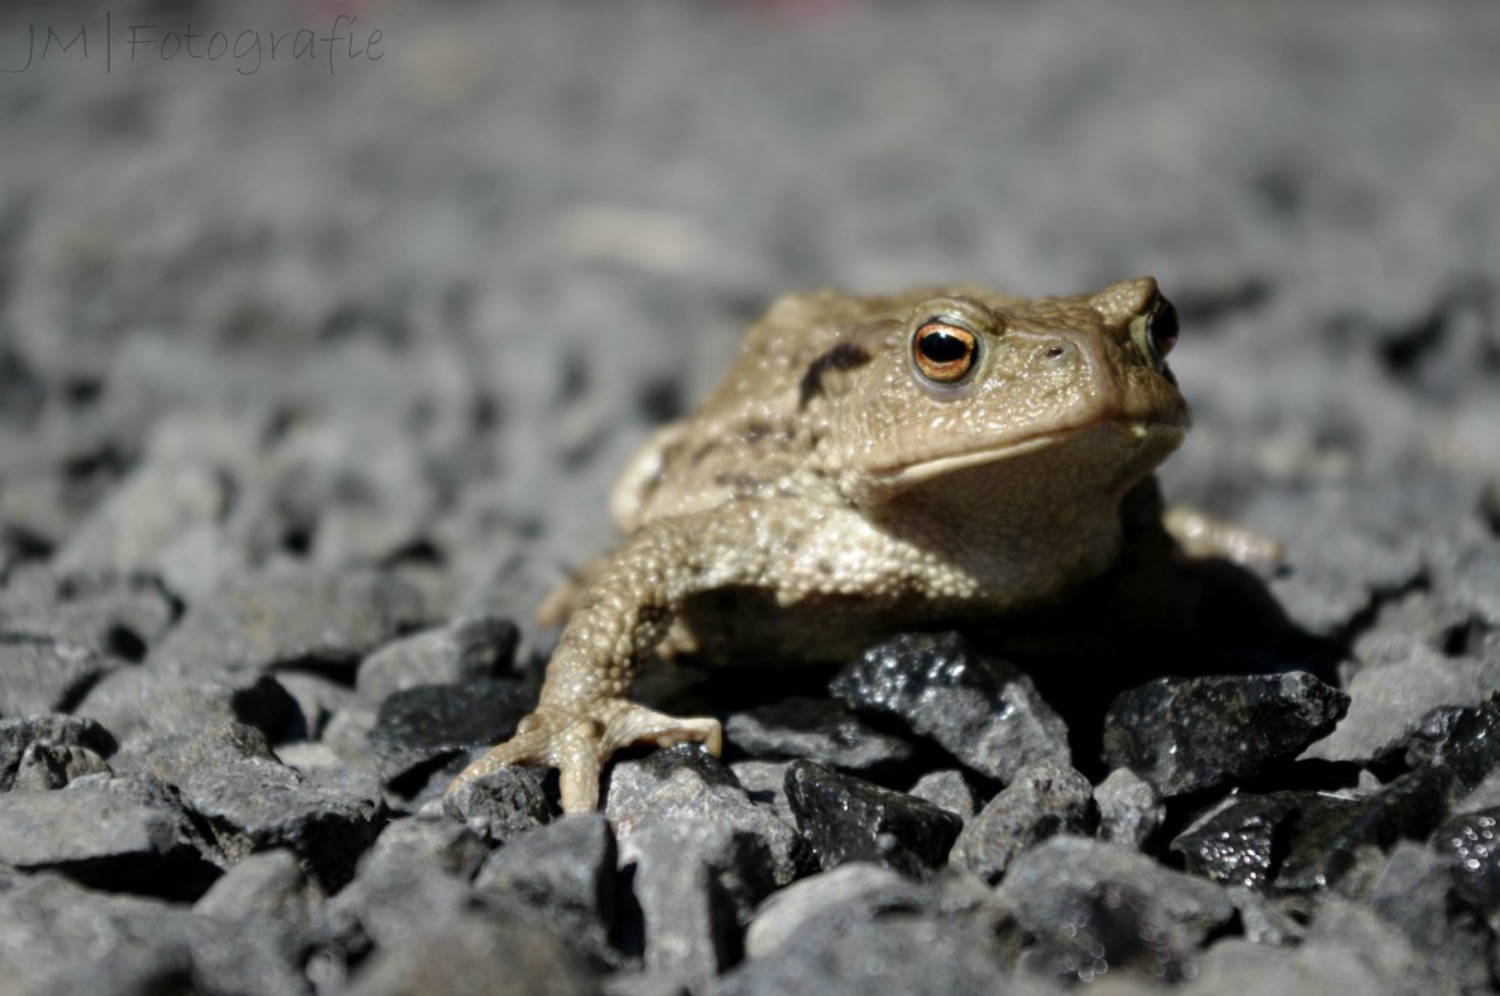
[
  {"x1": 1277, "y1": 767, "x2": 1453, "y2": 892},
  {"x1": 619, "y1": 819, "x2": 777, "y2": 982},
  {"x1": 442, "y1": 765, "x2": 554, "y2": 842},
  {"x1": 830, "y1": 631, "x2": 1069, "y2": 783},
  {"x1": 948, "y1": 758, "x2": 1095, "y2": 884},
  {"x1": 717, "y1": 908, "x2": 1017, "y2": 996},
  {"x1": 0, "y1": 637, "x2": 114, "y2": 718},
  {"x1": 357, "y1": 613, "x2": 519, "y2": 703},
  {"x1": 1379, "y1": 693, "x2": 1500, "y2": 795},
  {"x1": 12, "y1": 741, "x2": 111, "y2": 790},
  {"x1": 342, "y1": 910, "x2": 599, "y2": 996},
  {"x1": 1305, "y1": 646, "x2": 1490, "y2": 765},
  {"x1": 1371, "y1": 842, "x2": 1494, "y2": 994},
  {"x1": 1172, "y1": 792, "x2": 1302, "y2": 891},
  {"x1": 906, "y1": 769, "x2": 982, "y2": 821},
  {"x1": 476, "y1": 813, "x2": 616, "y2": 956},
  {"x1": 994, "y1": 836, "x2": 1235, "y2": 985},
  {"x1": 75, "y1": 664, "x2": 300, "y2": 747},
  {"x1": 0, "y1": 713, "x2": 116, "y2": 790},
  {"x1": 152, "y1": 567, "x2": 427, "y2": 676},
  {"x1": 783, "y1": 761, "x2": 961, "y2": 879},
  {"x1": 367, "y1": 679, "x2": 534, "y2": 788},
  {"x1": 724, "y1": 695, "x2": 917, "y2": 774},
  {"x1": 1102, "y1": 672, "x2": 1348, "y2": 797},
  {"x1": 607, "y1": 745, "x2": 807, "y2": 887},
  {"x1": 1433, "y1": 807, "x2": 1500, "y2": 914},
  {"x1": 1094, "y1": 768, "x2": 1164, "y2": 848}
]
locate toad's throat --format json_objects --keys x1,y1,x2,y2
[{"x1": 868, "y1": 420, "x2": 1187, "y2": 491}]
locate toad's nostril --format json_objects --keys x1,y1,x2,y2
[{"x1": 1044, "y1": 345, "x2": 1067, "y2": 360}]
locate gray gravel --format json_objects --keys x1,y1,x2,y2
[{"x1": 2, "y1": 0, "x2": 1498, "y2": 991}]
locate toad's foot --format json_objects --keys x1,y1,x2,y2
[
  {"x1": 446, "y1": 701, "x2": 723, "y2": 814},
  {"x1": 1164, "y1": 505, "x2": 1284, "y2": 565}
]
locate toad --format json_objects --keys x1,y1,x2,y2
[{"x1": 450, "y1": 277, "x2": 1271, "y2": 812}]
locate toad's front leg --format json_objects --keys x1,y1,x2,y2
[{"x1": 447, "y1": 504, "x2": 793, "y2": 813}]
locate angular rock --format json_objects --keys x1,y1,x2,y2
[
  {"x1": 1103, "y1": 672, "x2": 1348, "y2": 797},
  {"x1": 0, "y1": 873, "x2": 196, "y2": 996},
  {"x1": 13, "y1": 741, "x2": 111, "y2": 790},
  {"x1": 619, "y1": 819, "x2": 777, "y2": 982},
  {"x1": 783, "y1": 761, "x2": 961, "y2": 879},
  {"x1": 725, "y1": 695, "x2": 917, "y2": 774},
  {"x1": 1379, "y1": 693, "x2": 1500, "y2": 795},
  {"x1": 907, "y1": 769, "x2": 982, "y2": 821},
  {"x1": 195, "y1": 848, "x2": 321, "y2": 933},
  {"x1": 152, "y1": 567, "x2": 427, "y2": 675},
  {"x1": 743, "y1": 862, "x2": 942, "y2": 960},
  {"x1": 1299, "y1": 897, "x2": 1474, "y2": 996},
  {"x1": 1370, "y1": 842, "x2": 1493, "y2": 994},
  {"x1": 124, "y1": 722, "x2": 385, "y2": 890},
  {"x1": 273, "y1": 670, "x2": 357, "y2": 741},
  {"x1": 0, "y1": 571, "x2": 180, "y2": 661},
  {"x1": 1277, "y1": 767, "x2": 1453, "y2": 892},
  {"x1": 994, "y1": 836, "x2": 1235, "y2": 985},
  {"x1": 831, "y1": 632, "x2": 1069, "y2": 783},
  {"x1": 442, "y1": 765, "x2": 554, "y2": 842},
  {"x1": 0, "y1": 713, "x2": 116, "y2": 790},
  {"x1": 1094, "y1": 767, "x2": 1164, "y2": 848},
  {"x1": 359, "y1": 809, "x2": 493, "y2": 885},
  {"x1": 0, "y1": 637, "x2": 114, "y2": 718},
  {"x1": 1248, "y1": 480, "x2": 1426, "y2": 638},
  {"x1": 727, "y1": 760, "x2": 797, "y2": 825},
  {"x1": 607, "y1": 745, "x2": 806, "y2": 886},
  {"x1": 948, "y1": 758, "x2": 1095, "y2": 884},
  {"x1": 1189, "y1": 934, "x2": 1428, "y2": 996},
  {"x1": 366, "y1": 679, "x2": 534, "y2": 788},
  {"x1": 475, "y1": 813, "x2": 617, "y2": 954},
  {"x1": 51, "y1": 461, "x2": 233, "y2": 579},
  {"x1": 75, "y1": 664, "x2": 299, "y2": 747},
  {"x1": 342, "y1": 910, "x2": 599, "y2": 996},
  {"x1": 1304, "y1": 646, "x2": 1490, "y2": 765},
  {"x1": 356, "y1": 613, "x2": 519, "y2": 703},
  {"x1": 0, "y1": 786, "x2": 194, "y2": 891},
  {"x1": 718, "y1": 908, "x2": 1018, "y2": 996}
]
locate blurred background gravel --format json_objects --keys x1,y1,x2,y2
[{"x1": 1, "y1": 1, "x2": 1498, "y2": 993}]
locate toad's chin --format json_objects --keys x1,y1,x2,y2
[{"x1": 850, "y1": 420, "x2": 1188, "y2": 505}]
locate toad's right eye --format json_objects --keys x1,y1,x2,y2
[{"x1": 912, "y1": 321, "x2": 979, "y2": 383}]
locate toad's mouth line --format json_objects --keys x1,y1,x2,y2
[{"x1": 868, "y1": 419, "x2": 1187, "y2": 487}]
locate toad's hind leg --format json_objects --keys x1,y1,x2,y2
[{"x1": 448, "y1": 502, "x2": 794, "y2": 814}]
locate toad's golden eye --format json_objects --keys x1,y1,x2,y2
[{"x1": 912, "y1": 321, "x2": 979, "y2": 383}]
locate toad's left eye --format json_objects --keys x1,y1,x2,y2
[
  {"x1": 1144, "y1": 297, "x2": 1179, "y2": 364},
  {"x1": 912, "y1": 321, "x2": 979, "y2": 383}
]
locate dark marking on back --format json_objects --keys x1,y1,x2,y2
[{"x1": 797, "y1": 341, "x2": 872, "y2": 409}]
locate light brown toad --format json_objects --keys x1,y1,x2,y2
[{"x1": 451, "y1": 277, "x2": 1265, "y2": 812}]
